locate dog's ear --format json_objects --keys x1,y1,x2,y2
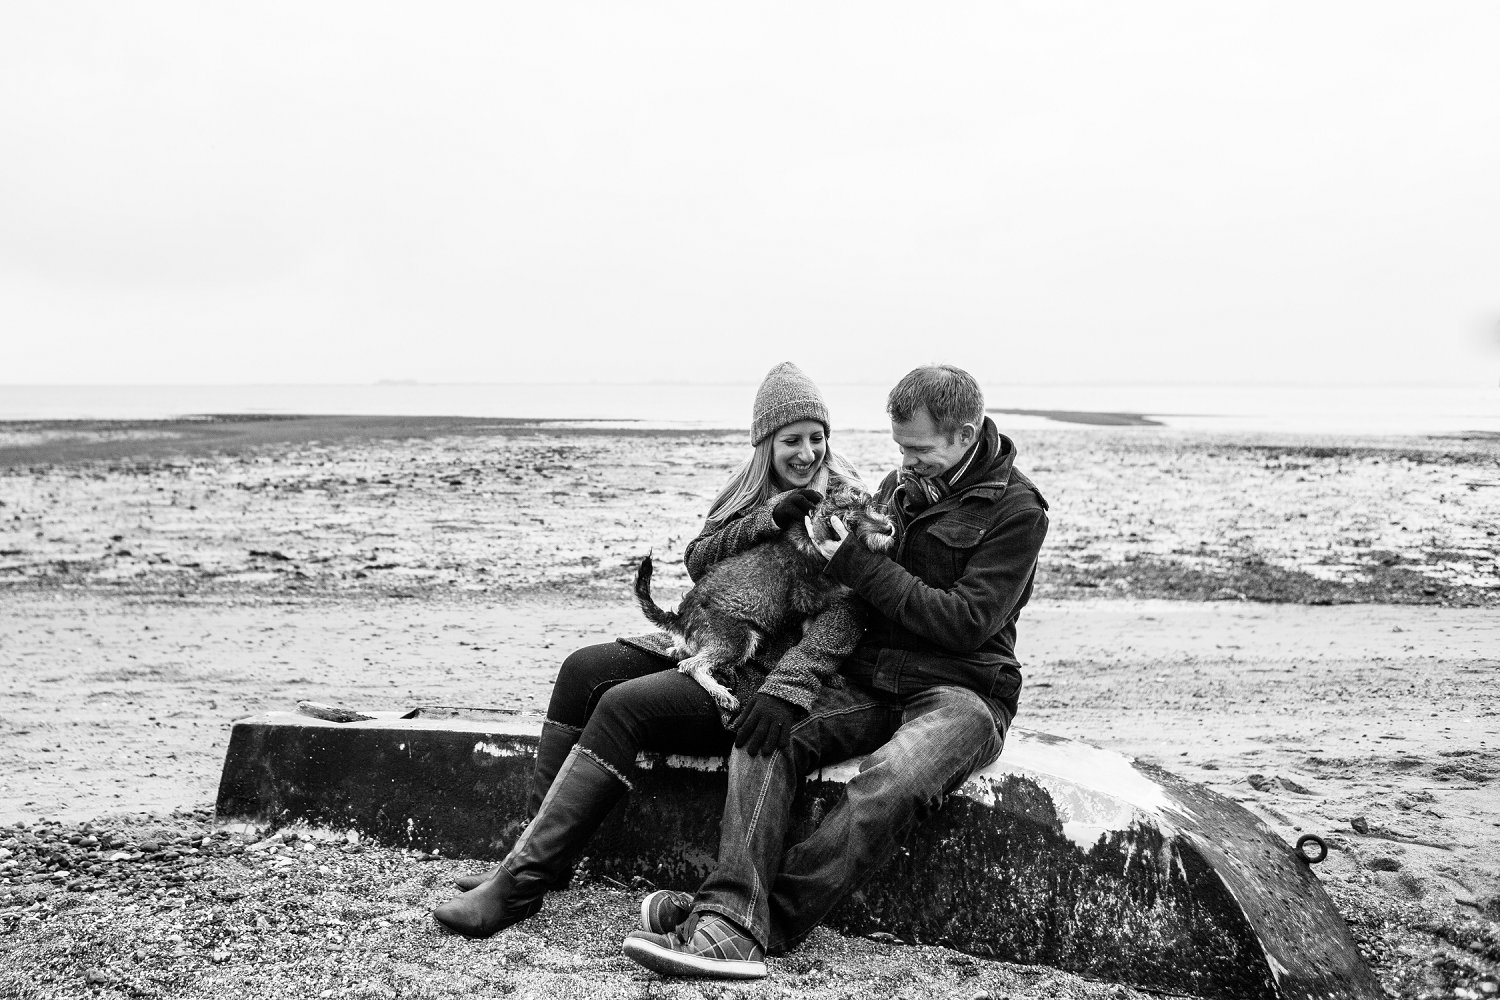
[{"x1": 828, "y1": 484, "x2": 860, "y2": 507}]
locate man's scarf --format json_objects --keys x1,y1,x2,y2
[{"x1": 897, "y1": 422, "x2": 993, "y2": 514}]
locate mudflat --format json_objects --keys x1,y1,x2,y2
[{"x1": 1, "y1": 416, "x2": 1496, "y2": 998}]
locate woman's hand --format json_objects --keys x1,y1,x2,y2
[
  {"x1": 733, "y1": 693, "x2": 804, "y2": 756},
  {"x1": 771, "y1": 488, "x2": 822, "y2": 530}
]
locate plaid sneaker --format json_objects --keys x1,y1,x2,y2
[
  {"x1": 639, "y1": 890, "x2": 693, "y2": 933},
  {"x1": 622, "y1": 912, "x2": 767, "y2": 979}
]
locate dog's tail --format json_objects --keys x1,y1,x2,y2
[{"x1": 634, "y1": 554, "x2": 679, "y2": 633}]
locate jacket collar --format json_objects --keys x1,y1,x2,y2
[
  {"x1": 942, "y1": 417, "x2": 1015, "y2": 497},
  {"x1": 892, "y1": 417, "x2": 1019, "y2": 518}
]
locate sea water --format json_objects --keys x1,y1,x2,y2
[{"x1": 0, "y1": 382, "x2": 1496, "y2": 435}]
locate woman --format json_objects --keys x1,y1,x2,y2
[{"x1": 433, "y1": 362, "x2": 867, "y2": 938}]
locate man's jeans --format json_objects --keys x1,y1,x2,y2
[{"x1": 693, "y1": 681, "x2": 1008, "y2": 952}]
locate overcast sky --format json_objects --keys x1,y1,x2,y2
[{"x1": 3, "y1": 1, "x2": 1498, "y2": 388}]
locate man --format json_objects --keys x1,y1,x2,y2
[{"x1": 622, "y1": 364, "x2": 1050, "y2": 979}]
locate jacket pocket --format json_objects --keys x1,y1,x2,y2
[
  {"x1": 927, "y1": 517, "x2": 987, "y2": 547},
  {"x1": 925, "y1": 515, "x2": 989, "y2": 579}
]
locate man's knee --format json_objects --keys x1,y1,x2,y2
[
  {"x1": 867, "y1": 687, "x2": 1004, "y2": 791},
  {"x1": 922, "y1": 686, "x2": 1003, "y2": 738},
  {"x1": 936, "y1": 688, "x2": 1005, "y2": 773}
]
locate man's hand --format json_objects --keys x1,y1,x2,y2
[
  {"x1": 804, "y1": 512, "x2": 847, "y2": 561},
  {"x1": 733, "y1": 693, "x2": 803, "y2": 756},
  {"x1": 771, "y1": 489, "x2": 823, "y2": 530}
]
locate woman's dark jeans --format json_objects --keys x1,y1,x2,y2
[{"x1": 549, "y1": 641, "x2": 732, "y2": 784}]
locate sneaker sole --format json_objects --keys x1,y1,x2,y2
[{"x1": 622, "y1": 936, "x2": 766, "y2": 980}]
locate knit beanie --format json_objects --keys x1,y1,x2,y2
[{"x1": 750, "y1": 362, "x2": 831, "y2": 445}]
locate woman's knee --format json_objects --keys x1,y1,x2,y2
[
  {"x1": 547, "y1": 643, "x2": 626, "y2": 725},
  {"x1": 588, "y1": 679, "x2": 636, "y2": 722},
  {"x1": 584, "y1": 671, "x2": 728, "y2": 760},
  {"x1": 557, "y1": 642, "x2": 624, "y2": 682}
]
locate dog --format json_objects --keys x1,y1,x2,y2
[{"x1": 634, "y1": 484, "x2": 896, "y2": 712}]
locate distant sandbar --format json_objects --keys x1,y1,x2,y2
[{"x1": 988, "y1": 408, "x2": 1165, "y2": 427}]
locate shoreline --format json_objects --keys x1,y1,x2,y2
[{"x1": 5, "y1": 380, "x2": 1498, "y2": 437}]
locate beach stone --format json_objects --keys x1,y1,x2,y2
[
  {"x1": 1351, "y1": 816, "x2": 1370, "y2": 834},
  {"x1": 1246, "y1": 773, "x2": 1272, "y2": 791}
]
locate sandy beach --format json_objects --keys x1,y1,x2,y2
[{"x1": 1, "y1": 415, "x2": 1497, "y2": 998}]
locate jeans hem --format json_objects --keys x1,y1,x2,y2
[
  {"x1": 575, "y1": 746, "x2": 634, "y2": 791},
  {"x1": 692, "y1": 905, "x2": 766, "y2": 950}
]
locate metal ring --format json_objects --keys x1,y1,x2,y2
[{"x1": 1295, "y1": 834, "x2": 1328, "y2": 864}]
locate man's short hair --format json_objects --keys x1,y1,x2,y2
[{"x1": 886, "y1": 365, "x2": 985, "y2": 437}]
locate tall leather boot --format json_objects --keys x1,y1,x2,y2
[
  {"x1": 453, "y1": 719, "x2": 580, "y2": 891},
  {"x1": 433, "y1": 747, "x2": 627, "y2": 939}
]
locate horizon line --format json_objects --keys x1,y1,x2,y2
[{"x1": 2, "y1": 379, "x2": 1495, "y2": 390}]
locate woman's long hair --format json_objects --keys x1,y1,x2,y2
[{"x1": 704, "y1": 437, "x2": 866, "y2": 527}]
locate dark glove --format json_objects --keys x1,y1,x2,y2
[
  {"x1": 771, "y1": 489, "x2": 822, "y2": 530},
  {"x1": 733, "y1": 693, "x2": 804, "y2": 757}
]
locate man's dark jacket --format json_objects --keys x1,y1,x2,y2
[{"x1": 825, "y1": 418, "x2": 1048, "y2": 722}]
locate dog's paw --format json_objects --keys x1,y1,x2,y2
[{"x1": 715, "y1": 692, "x2": 740, "y2": 712}]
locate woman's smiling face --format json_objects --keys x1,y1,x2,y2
[{"x1": 770, "y1": 420, "x2": 827, "y2": 489}]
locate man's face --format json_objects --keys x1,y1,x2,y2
[{"x1": 890, "y1": 409, "x2": 976, "y2": 478}]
